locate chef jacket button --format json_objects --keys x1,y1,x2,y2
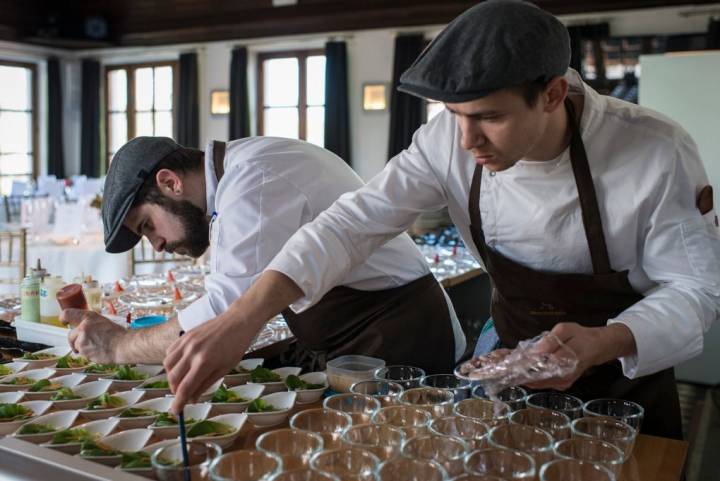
[{"x1": 489, "y1": 171, "x2": 496, "y2": 177}]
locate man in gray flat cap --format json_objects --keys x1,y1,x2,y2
[{"x1": 164, "y1": 0, "x2": 719, "y2": 439}]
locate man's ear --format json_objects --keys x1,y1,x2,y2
[
  {"x1": 543, "y1": 76, "x2": 569, "y2": 113},
  {"x1": 156, "y1": 169, "x2": 182, "y2": 196}
]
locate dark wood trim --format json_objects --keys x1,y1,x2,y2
[
  {"x1": 298, "y1": 53, "x2": 307, "y2": 141},
  {"x1": 0, "y1": 60, "x2": 38, "y2": 182}
]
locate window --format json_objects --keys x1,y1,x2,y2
[
  {"x1": 0, "y1": 61, "x2": 37, "y2": 195},
  {"x1": 257, "y1": 50, "x2": 326, "y2": 147},
  {"x1": 106, "y1": 62, "x2": 176, "y2": 166}
]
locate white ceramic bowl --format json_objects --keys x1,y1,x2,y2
[
  {"x1": 223, "y1": 358, "x2": 265, "y2": 387},
  {"x1": 245, "y1": 391, "x2": 297, "y2": 428},
  {"x1": 0, "y1": 400, "x2": 53, "y2": 436},
  {"x1": 12, "y1": 410, "x2": 79, "y2": 444},
  {"x1": 149, "y1": 403, "x2": 213, "y2": 439},
  {"x1": 0, "y1": 391, "x2": 25, "y2": 404},
  {"x1": 79, "y1": 428, "x2": 153, "y2": 467},
  {"x1": 291, "y1": 372, "x2": 329, "y2": 404},
  {"x1": 41, "y1": 418, "x2": 120, "y2": 454},
  {"x1": 101, "y1": 365, "x2": 164, "y2": 391},
  {"x1": 50, "y1": 379, "x2": 114, "y2": 411},
  {"x1": 247, "y1": 366, "x2": 302, "y2": 394},
  {"x1": 12, "y1": 346, "x2": 71, "y2": 369},
  {"x1": 23, "y1": 373, "x2": 87, "y2": 401},
  {"x1": 0, "y1": 361, "x2": 30, "y2": 377},
  {"x1": 185, "y1": 412, "x2": 247, "y2": 448},
  {"x1": 0, "y1": 368, "x2": 56, "y2": 392},
  {"x1": 132, "y1": 374, "x2": 171, "y2": 399},
  {"x1": 112, "y1": 396, "x2": 173, "y2": 430},
  {"x1": 209, "y1": 384, "x2": 266, "y2": 416},
  {"x1": 81, "y1": 364, "x2": 122, "y2": 382},
  {"x1": 79, "y1": 390, "x2": 146, "y2": 420},
  {"x1": 52, "y1": 355, "x2": 94, "y2": 374}
]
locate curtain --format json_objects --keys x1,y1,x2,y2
[
  {"x1": 566, "y1": 23, "x2": 609, "y2": 76},
  {"x1": 388, "y1": 33, "x2": 425, "y2": 160},
  {"x1": 229, "y1": 47, "x2": 250, "y2": 141},
  {"x1": 177, "y1": 52, "x2": 199, "y2": 148},
  {"x1": 47, "y1": 57, "x2": 65, "y2": 178},
  {"x1": 324, "y1": 41, "x2": 351, "y2": 165},
  {"x1": 707, "y1": 18, "x2": 720, "y2": 49},
  {"x1": 80, "y1": 59, "x2": 101, "y2": 177}
]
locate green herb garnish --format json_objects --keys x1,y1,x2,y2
[
  {"x1": 17, "y1": 423, "x2": 56, "y2": 435},
  {"x1": 112, "y1": 366, "x2": 148, "y2": 381},
  {"x1": 21, "y1": 352, "x2": 57, "y2": 361},
  {"x1": 210, "y1": 385, "x2": 249, "y2": 403},
  {"x1": 121, "y1": 451, "x2": 151, "y2": 469},
  {"x1": 83, "y1": 363, "x2": 118, "y2": 374},
  {"x1": 285, "y1": 375, "x2": 325, "y2": 391},
  {"x1": 247, "y1": 398, "x2": 278, "y2": 413},
  {"x1": 50, "y1": 388, "x2": 81, "y2": 401},
  {"x1": 51, "y1": 428, "x2": 93, "y2": 444},
  {"x1": 152, "y1": 412, "x2": 199, "y2": 427},
  {"x1": 85, "y1": 393, "x2": 125, "y2": 410},
  {"x1": 142, "y1": 380, "x2": 169, "y2": 389},
  {"x1": 80, "y1": 439, "x2": 120, "y2": 457},
  {"x1": 227, "y1": 366, "x2": 251, "y2": 375},
  {"x1": 4, "y1": 376, "x2": 34, "y2": 385},
  {"x1": 0, "y1": 403, "x2": 33, "y2": 422},
  {"x1": 0, "y1": 365, "x2": 12, "y2": 377},
  {"x1": 29, "y1": 379, "x2": 62, "y2": 392},
  {"x1": 249, "y1": 367, "x2": 281, "y2": 383},
  {"x1": 56, "y1": 355, "x2": 89, "y2": 369},
  {"x1": 117, "y1": 407, "x2": 159, "y2": 418},
  {"x1": 186, "y1": 420, "x2": 234, "y2": 438}
]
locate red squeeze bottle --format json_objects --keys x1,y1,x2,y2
[{"x1": 56, "y1": 284, "x2": 88, "y2": 310}]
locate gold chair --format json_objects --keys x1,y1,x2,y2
[
  {"x1": 128, "y1": 236, "x2": 194, "y2": 276},
  {"x1": 0, "y1": 228, "x2": 27, "y2": 288}
]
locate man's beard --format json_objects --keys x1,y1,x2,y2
[{"x1": 158, "y1": 199, "x2": 210, "y2": 258}]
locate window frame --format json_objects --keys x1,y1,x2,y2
[
  {"x1": 104, "y1": 60, "x2": 179, "y2": 168},
  {"x1": 256, "y1": 49, "x2": 326, "y2": 141},
  {"x1": 0, "y1": 59, "x2": 38, "y2": 187}
]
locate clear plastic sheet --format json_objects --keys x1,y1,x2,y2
[{"x1": 454, "y1": 332, "x2": 579, "y2": 400}]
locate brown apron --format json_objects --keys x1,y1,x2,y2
[
  {"x1": 466, "y1": 100, "x2": 683, "y2": 439},
  {"x1": 211, "y1": 141, "x2": 456, "y2": 376}
]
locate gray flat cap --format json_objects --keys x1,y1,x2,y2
[
  {"x1": 398, "y1": 0, "x2": 570, "y2": 103},
  {"x1": 102, "y1": 136, "x2": 182, "y2": 253}
]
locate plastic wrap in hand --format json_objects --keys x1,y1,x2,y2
[{"x1": 455, "y1": 332, "x2": 579, "y2": 399}]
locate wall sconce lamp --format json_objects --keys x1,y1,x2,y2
[
  {"x1": 363, "y1": 83, "x2": 388, "y2": 111},
  {"x1": 211, "y1": 90, "x2": 230, "y2": 115}
]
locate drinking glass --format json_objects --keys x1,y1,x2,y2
[
  {"x1": 373, "y1": 366, "x2": 425, "y2": 390},
  {"x1": 525, "y1": 392, "x2": 583, "y2": 420},
  {"x1": 539, "y1": 459, "x2": 615, "y2": 481},
  {"x1": 350, "y1": 380, "x2": 404, "y2": 407},
  {"x1": 256, "y1": 428, "x2": 324, "y2": 470},
  {"x1": 420, "y1": 374, "x2": 472, "y2": 401},
  {"x1": 152, "y1": 441, "x2": 222, "y2": 481},
  {"x1": 310, "y1": 448, "x2": 380, "y2": 481},
  {"x1": 371, "y1": 405, "x2": 431, "y2": 438},
  {"x1": 341, "y1": 423, "x2": 405, "y2": 461},
  {"x1": 464, "y1": 448, "x2": 535, "y2": 480},
  {"x1": 454, "y1": 398, "x2": 510, "y2": 426},
  {"x1": 208, "y1": 449, "x2": 281, "y2": 481},
  {"x1": 472, "y1": 386, "x2": 528, "y2": 412},
  {"x1": 398, "y1": 387, "x2": 455, "y2": 418},
  {"x1": 582, "y1": 399, "x2": 644, "y2": 432},
  {"x1": 401, "y1": 434, "x2": 469, "y2": 477},
  {"x1": 553, "y1": 437, "x2": 624, "y2": 478},
  {"x1": 290, "y1": 409, "x2": 353, "y2": 450},
  {"x1": 428, "y1": 415, "x2": 489, "y2": 450},
  {"x1": 509, "y1": 408, "x2": 571, "y2": 441},
  {"x1": 323, "y1": 393, "x2": 381, "y2": 424},
  {"x1": 376, "y1": 457, "x2": 447, "y2": 481},
  {"x1": 571, "y1": 417, "x2": 637, "y2": 460},
  {"x1": 487, "y1": 424, "x2": 554, "y2": 466},
  {"x1": 268, "y1": 470, "x2": 340, "y2": 481}
]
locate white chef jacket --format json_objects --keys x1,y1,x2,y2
[
  {"x1": 268, "y1": 70, "x2": 720, "y2": 379},
  {"x1": 177, "y1": 137, "x2": 466, "y2": 360}
]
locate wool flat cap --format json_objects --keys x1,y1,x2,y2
[
  {"x1": 398, "y1": 0, "x2": 571, "y2": 103},
  {"x1": 102, "y1": 136, "x2": 183, "y2": 253}
]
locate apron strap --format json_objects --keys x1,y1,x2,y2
[{"x1": 212, "y1": 140, "x2": 226, "y2": 182}]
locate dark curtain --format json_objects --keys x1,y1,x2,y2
[
  {"x1": 47, "y1": 57, "x2": 65, "y2": 178},
  {"x1": 566, "y1": 23, "x2": 609, "y2": 76},
  {"x1": 388, "y1": 33, "x2": 424, "y2": 160},
  {"x1": 324, "y1": 41, "x2": 351, "y2": 165},
  {"x1": 708, "y1": 19, "x2": 720, "y2": 49},
  {"x1": 80, "y1": 59, "x2": 101, "y2": 177},
  {"x1": 229, "y1": 47, "x2": 250, "y2": 141},
  {"x1": 177, "y1": 52, "x2": 199, "y2": 148}
]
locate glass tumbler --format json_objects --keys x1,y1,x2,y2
[
  {"x1": 341, "y1": 423, "x2": 406, "y2": 461},
  {"x1": 509, "y1": 408, "x2": 571, "y2": 441},
  {"x1": 454, "y1": 398, "x2": 510, "y2": 426},
  {"x1": 309, "y1": 448, "x2": 380, "y2": 481},
  {"x1": 539, "y1": 459, "x2": 616, "y2": 481},
  {"x1": 376, "y1": 457, "x2": 447, "y2": 481},
  {"x1": 464, "y1": 448, "x2": 536, "y2": 481},
  {"x1": 323, "y1": 393, "x2": 381, "y2": 424},
  {"x1": 373, "y1": 365, "x2": 425, "y2": 390},
  {"x1": 371, "y1": 405, "x2": 432, "y2": 438},
  {"x1": 400, "y1": 433, "x2": 469, "y2": 478},
  {"x1": 553, "y1": 437, "x2": 624, "y2": 478},
  {"x1": 420, "y1": 374, "x2": 472, "y2": 401},
  {"x1": 350, "y1": 380, "x2": 404, "y2": 407},
  {"x1": 208, "y1": 449, "x2": 281, "y2": 481},
  {"x1": 256, "y1": 428, "x2": 324, "y2": 470},
  {"x1": 428, "y1": 415, "x2": 489, "y2": 450},
  {"x1": 152, "y1": 441, "x2": 222, "y2": 481},
  {"x1": 582, "y1": 399, "x2": 644, "y2": 432},
  {"x1": 525, "y1": 392, "x2": 583, "y2": 420},
  {"x1": 398, "y1": 387, "x2": 455, "y2": 418},
  {"x1": 290, "y1": 408, "x2": 353, "y2": 450},
  {"x1": 487, "y1": 424, "x2": 554, "y2": 466},
  {"x1": 571, "y1": 417, "x2": 637, "y2": 460}
]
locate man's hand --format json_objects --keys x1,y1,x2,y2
[
  {"x1": 62, "y1": 309, "x2": 125, "y2": 364},
  {"x1": 524, "y1": 322, "x2": 636, "y2": 391}
]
